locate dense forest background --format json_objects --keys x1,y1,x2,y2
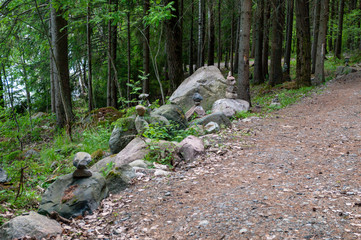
[
  {"x1": 1, "y1": 0, "x2": 360, "y2": 127},
  {"x1": 1, "y1": 0, "x2": 361, "y2": 222}
]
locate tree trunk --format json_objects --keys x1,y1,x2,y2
[
  {"x1": 328, "y1": 0, "x2": 334, "y2": 52},
  {"x1": 50, "y1": 4, "x2": 74, "y2": 128},
  {"x1": 143, "y1": 0, "x2": 150, "y2": 94},
  {"x1": 295, "y1": 0, "x2": 312, "y2": 87},
  {"x1": 197, "y1": 0, "x2": 205, "y2": 68},
  {"x1": 207, "y1": 0, "x2": 215, "y2": 65},
  {"x1": 189, "y1": 0, "x2": 195, "y2": 75},
  {"x1": 335, "y1": 0, "x2": 344, "y2": 59},
  {"x1": 314, "y1": 0, "x2": 329, "y2": 85},
  {"x1": 50, "y1": 49, "x2": 56, "y2": 113},
  {"x1": 262, "y1": 1, "x2": 271, "y2": 78},
  {"x1": 284, "y1": 0, "x2": 294, "y2": 76},
  {"x1": 253, "y1": 0, "x2": 264, "y2": 85},
  {"x1": 233, "y1": 15, "x2": 240, "y2": 74},
  {"x1": 165, "y1": 0, "x2": 183, "y2": 90},
  {"x1": 269, "y1": 0, "x2": 285, "y2": 86},
  {"x1": 217, "y1": 0, "x2": 221, "y2": 69},
  {"x1": 87, "y1": 3, "x2": 94, "y2": 112},
  {"x1": 0, "y1": 71, "x2": 3, "y2": 107},
  {"x1": 230, "y1": 12, "x2": 234, "y2": 74},
  {"x1": 311, "y1": 0, "x2": 321, "y2": 74},
  {"x1": 237, "y1": 0, "x2": 252, "y2": 104},
  {"x1": 127, "y1": 11, "x2": 131, "y2": 104},
  {"x1": 107, "y1": 0, "x2": 117, "y2": 108}
]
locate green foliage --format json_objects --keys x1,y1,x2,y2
[
  {"x1": 142, "y1": 121, "x2": 200, "y2": 142},
  {"x1": 144, "y1": 140, "x2": 175, "y2": 169},
  {"x1": 101, "y1": 162, "x2": 114, "y2": 177},
  {"x1": 143, "y1": 1, "x2": 175, "y2": 27},
  {"x1": 234, "y1": 111, "x2": 260, "y2": 119}
]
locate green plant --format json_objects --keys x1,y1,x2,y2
[
  {"x1": 144, "y1": 140, "x2": 175, "y2": 169},
  {"x1": 101, "y1": 162, "x2": 114, "y2": 177}
]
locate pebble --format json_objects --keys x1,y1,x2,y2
[
  {"x1": 239, "y1": 228, "x2": 248, "y2": 233},
  {"x1": 154, "y1": 169, "x2": 171, "y2": 176},
  {"x1": 199, "y1": 220, "x2": 209, "y2": 226}
]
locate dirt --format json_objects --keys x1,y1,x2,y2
[{"x1": 62, "y1": 73, "x2": 361, "y2": 240}]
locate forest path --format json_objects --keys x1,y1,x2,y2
[{"x1": 64, "y1": 73, "x2": 361, "y2": 240}]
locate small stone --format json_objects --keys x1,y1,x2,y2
[
  {"x1": 0, "y1": 168, "x2": 9, "y2": 183},
  {"x1": 193, "y1": 92, "x2": 203, "y2": 103},
  {"x1": 73, "y1": 169, "x2": 93, "y2": 178},
  {"x1": 204, "y1": 122, "x2": 220, "y2": 133},
  {"x1": 73, "y1": 152, "x2": 92, "y2": 169},
  {"x1": 199, "y1": 220, "x2": 209, "y2": 226},
  {"x1": 239, "y1": 228, "x2": 248, "y2": 233},
  {"x1": 154, "y1": 169, "x2": 170, "y2": 177},
  {"x1": 165, "y1": 192, "x2": 171, "y2": 196},
  {"x1": 136, "y1": 105, "x2": 147, "y2": 116}
]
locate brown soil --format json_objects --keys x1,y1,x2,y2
[{"x1": 63, "y1": 73, "x2": 361, "y2": 240}]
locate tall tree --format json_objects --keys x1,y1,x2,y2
[
  {"x1": 284, "y1": 0, "x2": 294, "y2": 76},
  {"x1": 107, "y1": 0, "x2": 118, "y2": 108},
  {"x1": 237, "y1": 0, "x2": 252, "y2": 104},
  {"x1": 262, "y1": 1, "x2": 271, "y2": 78},
  {"x1": 311, "y1": 0, "x2": 321, "y2": 74},
  {"x1": 253, "y1": 0, "x2": 265, "y2": 84},
  {"x1": 335, "y1": 0, "x2": 344, "y2": 58},
  {"x1": 207, "y1": 0, "x2": 215, "y2": 65},
  {"x1": 165, "y1": 0, "x2": 183, "y2": 89},
  {"x1": 189, "y1": 0, "x2": 195, "y2": 74},
  {"x1": 50, "y1": 3, "x2": 74, "y2": 128},
  {"x1": 314, "y1": 0, "x2": 329, "y2": 84},
  {"x1": 328, "y1": 0, "x2": 335, "y2": 52},
  {"x1": 217, "y1": 0, "x2": 221, "y2": 69},
  {"x1": 87, "y1": 2, "x2": 94, "y2": 111},
  {"x1": 197, "y1": 0, "x2": 205, "y2": 68},
  {"x1": 142, "y1": 0, "x2": 150, "y2": 94},
  {"x1": 295, "y1": 0, "x2": 312, "y2": 86},
  {"x1": 0, "y1": 70, "x2": 4, "y2": 107},
  {"x1": 269, "y1": 0, "x2": 285, "y2": 86}
]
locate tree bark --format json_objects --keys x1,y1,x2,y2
[
  {"x1": 262, "y1": 1, "x2": 271, "y2": 78},
  {"x1": 311, "y1": 0, "x2": 321, "y2": 74},
  {"x1": 127, "y1": 11, "x2": 131, "y2": 105},
  {"x1": 0, "y1": 71, "x2": 3, "y2": 107},
  {"x1": 107, "y1": 0, "x2": 117, "y2": 108},
  {"x1": 197, "y1": 0, "x2": 205, "y2": 68},
  {"x1": 217, "y1": 0, "x2": 221, "y2": 69},
  {"x1": 253, "y1": 0, "x2": 264, "y2": 84},
  {"x1": 189, "y1": 0, "x2": 195, "y2": 75},
  {"x1": 314, "y1": 0, "x2": 329, "y2": 85},
  {"x1": 335, "y1": 0, "x2": 344, "y2": 59},
  {"x1": 233, "y1": 15, "x2": 240, "y2": 74},
  {"x1": 230, "y1": 12, "x2": 234, "y2": 74},
  {"x1": 50, "y1": 4, "x2": 74, "y2": 128},
  {"x1": 165, "y1": 0, "x2": 183, "y2": 90},
  {"x1": 295, "y1": 0, "x2": 312, "y2": 87},
  {"x1": 269, "y1": 0, "x2": 285, "y2": 86},
  {"x1": 237, "y1": 0, "x2": 252, "y2": 104},
  {"x1": 328, "y1": 0, "x2": 334, "y2": 52},
  {"x1": 284, "y1": 0, "x2": 294, "y2": 76},
  {"x1": 207, "y1": 0, "x2": 215, "y2": 65},
  {"x1": 142, "y1": 0, "x2": 150, "y2": 94},
  {"x1": 87, "y1": 3, "x2": 94, "y2": 112}
]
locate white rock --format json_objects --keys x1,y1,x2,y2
[{"x1": 154, "y1": 169, "x2": 171, "y2": 176}]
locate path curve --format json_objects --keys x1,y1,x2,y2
[{"x1": 63, "y1": 73, "x2": 361, "y2": 240}]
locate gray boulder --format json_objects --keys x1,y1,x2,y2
[
  {"x1": 0, "y1": 168, "x2": 9, "y2": 183},
  {"x1": 23, "y1": 149, "x2": 40, "y2": 159},
  {"x1": 178, "y1": 136, "x2": 205, "y2": 161},
  {"x1": 169, "y1": 66, "x2": 227, "y2": 112},
  {"x1": 148, "y1": 114, "x2": 170, "y2": 126},
  {"x1": 204, "y1": 121, "x2": 220, "y2": 133},
  {"x1": 135, "y1": 116, "x2": 149, "y2": 134},
  {"x1": 38, "y1": 172, "x2": 108, "y2": 219},
  {"x1": 73, "y1": 152, "x2": 92, "y2": 169},
  {"x1": 151, "y1": 104, "x2": 187, "y2": 129},
  {"x1": 104, "y1": 164, "x2": 136, "y2": 194},
  {"x1": 191, "y1": 112, "x2": 232, "y2": 128},
  {"x1": 109, "y1": 116, "x2": 137, "y2": 154},
  {"x1": 212, "y1": 99, "x2": 250, "y2": 117},
  {"x1": 92, "y1": 137, "x2": 150, "y2": 172},
  {"x1": 0, "y1": 211, "x2": 62, "y2": 240},
  {"x1": 335, "y1": 66, "x2": 357, "y2": 76}
]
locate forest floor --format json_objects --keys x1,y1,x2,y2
[{"x1": 62, "y1": 73, "x2": 361, "y2": 240}]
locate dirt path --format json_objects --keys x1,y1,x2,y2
[{"x1": 63, "y1": 74, "x2": 361, "y2": 240}]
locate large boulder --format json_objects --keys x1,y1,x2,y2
[
  {"x1": 38, "y1": 172, "x2": 108, "y2": 219},
  {"x1": 190, "y1": 112, "x2": 232, "y2": 129},
  {"x1": 212, "y1": 99, "x2": 250, "y2": 117},
  {"x1": 92, "y1": 137, "x2": 151, "y2": 172},
  {"x1": 109, "y1": 116, "x2": 137, "y2": 154},
  {"x1": 178, "y1": 136, "x2": 205, "y2": 161},
  {"x1": 169, "y1": 66, "x2": 227, "y2": 112},
  {"x1": 0, "y1": 167, "x2": 9, "y2": 183},
  {"x1": 104, "y1": 164, "x2": 136, "y2": 194},
  {"x1": 151, "y1": 104, "x2": 187, "y2": 129},
  {"x1": 0, "y1": 211, "x2": 62, "y2": 239}
]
